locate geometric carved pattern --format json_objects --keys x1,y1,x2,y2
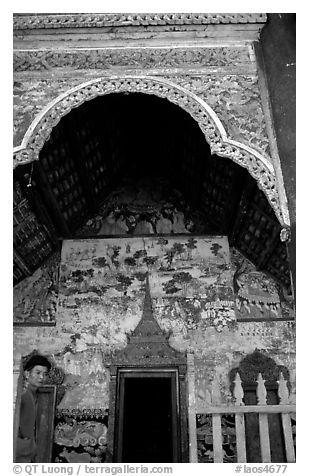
[
  {"x1": 13, "y1": 75, "x2": 288, "y2": 228},
  {"x1": 13, "y1": 13, "x2": 267, "y2": 30}
]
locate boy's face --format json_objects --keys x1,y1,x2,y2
[{"x1": 25, "y1": 365, "x2": 49, "y2": 388}]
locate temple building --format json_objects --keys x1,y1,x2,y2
[{"x1": 13, "y1": 13, "x2": 296, "y2": 463}]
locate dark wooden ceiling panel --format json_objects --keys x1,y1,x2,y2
[
  {"x1": 13, "y1": 180, "x2": 56, "y2": 285},
  {"x1": 38, "y1": 127, "x2": 88, "y2": 231}
]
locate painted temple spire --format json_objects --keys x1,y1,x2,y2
[{"x1": 129, "y1": 274, "x2": 165, "y2": 342}]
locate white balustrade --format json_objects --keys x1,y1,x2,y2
[{"x1": 191, "y1": 371, "x2": 296, "y2": 464}]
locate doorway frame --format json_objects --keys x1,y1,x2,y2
[
  {"x1": 115, "y1": 368, "x2": 180, "y2": 463},
  {"x1": 107, "y1": 362, "x2": 188, "y2": 463}
]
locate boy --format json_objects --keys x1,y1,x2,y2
[{"x1": 15, "y1": 354, "x2": 51, "y2": 462}]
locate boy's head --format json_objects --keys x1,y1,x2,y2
[{"x1": 24, "y1": 355, "x2": 51, "y2": 388}]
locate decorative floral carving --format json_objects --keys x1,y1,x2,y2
[
  {"x1": 13, "y1": 76, "x2": 286, "y2": 226},
  {"x1": 174, "y1": 74, "x2": 270, "y2": 156},
  {"x1": 13, "y1": 47, "x2": 251, "y2": 72},
  {"x1": 280, "y1": 227, "x2": 291, "y2": 243},
  {"x1": 13, "y1": 13, "x2": 267, "y2": 30}
]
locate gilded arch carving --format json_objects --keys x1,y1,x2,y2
[{"x1": 13, "y1": 75, "x2": 289, "y2": 228}]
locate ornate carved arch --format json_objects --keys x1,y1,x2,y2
[{"x1": 13, "y1": 75, "x2": 289, "y2": 228}]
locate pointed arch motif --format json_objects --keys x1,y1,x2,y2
[{"x1": 13, "y1": 75, "x2": 289, "y2": 227}]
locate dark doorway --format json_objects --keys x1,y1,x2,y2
[{"x1": 115, "y1": 371, "x2": 179, "y2": 462}]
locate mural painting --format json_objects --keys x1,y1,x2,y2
[
  {"x1": 13, "y1": 235, "x2": 296, "y2": 463},
  {"x1": 58, "y1": 235, "x2": 236, "y2": 344},
  {"x1": 51, "y1": 235, "x2": 234, "y2": 461},
  {"x1": 54, "y1": 416, "x2": 108, "y2": 463},
  {"x1": 230, "y1": 248, "x2": 295, "y2": 320},
  {"x1": 51, "y1": 348, "x2": 110, "y2": 463},
  {"x1": 14, "y1": 236, "x2": 295, "y2": 462},
  {"x1": 13, "y1": 251, "x2": 60, "y2": 324}
]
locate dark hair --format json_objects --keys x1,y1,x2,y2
[{"x1": 24, "y1": 355, "x2": 51, "y2": 372}]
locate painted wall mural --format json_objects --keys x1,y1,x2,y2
[
  {"x1": 230, "y1": 248, "x2": 295, "y2": 320},
  {"x1": 54, "y1": 417, "x2": 108, "y2": 463},
  {"x1": 77, "y1": 176, "x2": 294, "y2": 323},
  {"x1": 13, "y1": 236, "x2": 295, "y2": 461},
  {"x1": 58, "y1": 235, "x2": 236, "y2": 343},
  {"x1": 13, "y1": 251, "x2": 60, "y2": 324}
]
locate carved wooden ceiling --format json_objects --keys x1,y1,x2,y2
[{"x1": 13, "y1": 93, "x2": 291, "y2": 291}]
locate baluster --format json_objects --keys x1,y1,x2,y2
[
  {"x1": 233, "y1": 373, "x2": 246, "y2": 462},
  {"x1": 256, "y1": 373, "x2": 271, "y2": 462},
  {"x1": 211, "y1": 374, "x2": 222, "y2": 405},
  {"x1": 278, "y1": 373, "x2": 295, "y2": 462},
  {"x1": 278, "y1": 372, "x2": 289, "y2": 404},
  {"x1": 256, "y1": 373, "x2": 267, "y2": 405},
  {"x1": 187, "y1": 352, "x2": 198, "y2": 463},
  {"x1": 233, "y1": 372, "x2": 244, "y2": 406},
  {"x1": 211, "y1": 375, "x2": 223, "y2": 463}
]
